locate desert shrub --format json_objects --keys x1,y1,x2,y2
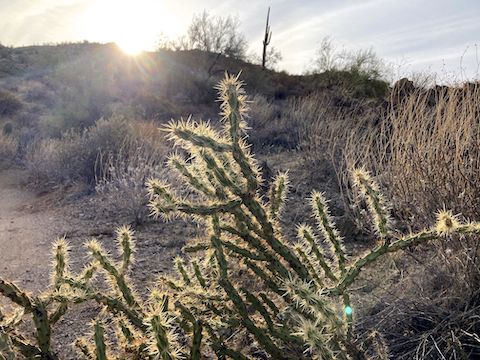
[
  {"x1": 248, "y1": 91, "x2": 380, "y2": 154},
  {"x1": 37, "y1": 115, "x2": 67, "y2": 138},
  {"x1": 309, "y1": 38, "x2": 389, "y2": 99},
  {"x1": 314, "y1": 70, "x2": 389, "y2": 98},
  {"x1": 26, "y1": 116, "x2": 132, "y2": 186},
  {"x1": 247, "y1": 94, "x2": 297, "y2": 150},
  {"x1": 0, "y1": 132, "x2": 18, "y2": 166},
  {"x1": 2, "y1": 122, "x2": 13, "y2": 135},
  {"x1": 0, "y1": 90, "x2": 22, "y2": 116},
  {"x1": 2, "y1": 74, "x2": 479, "y2": 359},
  {"x1": 95, "y1": 122, "x2": 169, "y2": 223},
  {"x1": 134, "y1": 93, "x2": 179, "y2": 120},
  {"x1": 311, "y1": 38, "x2": 385, "y2": 80}
]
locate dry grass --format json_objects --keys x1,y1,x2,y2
[
  {"x1": 290, "y1": 82, "x2": 480, "y2": 358},
  {"x1": 356, "y1": 233, "x2": 480, "y2": 359},
  {"x1": 0, "y1": 132, "x2": 18, "y2": 167},
  {"x1": 332, "y1": 82, "x2": 480, "y2": 359},
  {"x1": 95, "y1": 121, "x2": 169, "y2": 223},
  {"x1": 343, "y1": 83, "x2": 480, "y2": 227}
]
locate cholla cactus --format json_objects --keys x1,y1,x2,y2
[
  {"x1": 145, "y1": 73, "x2": 480, "y2": 359},
  {"x1": 2, "y1": 73, "x2": 480, "y2": 359}
]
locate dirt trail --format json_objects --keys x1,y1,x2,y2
[{"x1": 0, "y1": 169, "x2": 61, "y2": 293}]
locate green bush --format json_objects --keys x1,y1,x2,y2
[
  {"x1": 2, "y1": 74, "x2": 479, "y2": 359},
  {"x1": 0, "y1": 90, "x2": 22, "y2": 116},
  {"x1": 314, "y1": 70, "x2": 389, "y2": 98}
]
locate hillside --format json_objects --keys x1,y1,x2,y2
[
  {"x1": 1, "y1": 42, "x2": 479, "y2": 359},
  {"x1": 0, "y1": 42, "x2": 387, "y2": 126}
]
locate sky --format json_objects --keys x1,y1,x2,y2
[{"x1": 1, "y1": 0, "x2": 479, "y2": 79}]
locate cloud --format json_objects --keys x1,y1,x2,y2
[
  {"x1": 0, "y1": 0, "x2": 479, "y2": 77},
  {"x1": 0, "y1": 0, "x2": 90, "y2": 45}
]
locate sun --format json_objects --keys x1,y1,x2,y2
[
  {"x1": 116, "y1": 35, "x2": 147, "y2": 55},
  {"x1": 85, "y1": 0, "x2": 181, "y2": 55}
]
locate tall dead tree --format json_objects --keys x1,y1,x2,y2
[{"x1": 261, "y1": 7, "x2": 272, "y2": 69}]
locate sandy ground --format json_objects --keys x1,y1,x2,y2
[
  {"x1": 0, "y1": 169, "x2": 63, "y2": 293},
  {"x1": 0, "y1": 168, "x2": 191, "y2": 358}
]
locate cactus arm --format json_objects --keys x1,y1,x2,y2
[
  {"x1": 211, "y1": 232, "x2": 287, "y2": 359},
  {"x1": 203, "y1": 322, "x2": 249, "y2": 360},
  {"x1": 240, "y1": 288, "x2": 275, "y2": 330},
  {"x1": 151, "y1": 198, "x2": 242, "y2": 218},
  {"x1": 93, "y1": 320, "x2": 107, "y2": 360},
  {"x1": 311, "y1": 191, "x2": 346, "y2": 274},
  {"x1": 241, "y1": 289, "x2": 305, "y2": 347},
  {"x1": 231, "y1": 141, "x2": 259, "y2": 194},
  {"x1": 200, "y1": 150, "x2": 244, "y2": 195},
  {"x1": 77, "y1": 262, "x2": 98, "y2": 284},
  {"x1": 191, "y1": 261, "x2": 207, "y2": 289},
  {"x1": 342, "y1": 293, "x2": 353, "y2": 339},
  {"x1": 116, "y1": 318, "x2": 134, "y2": 342},
  {"x1": 243, "y1": 259, "x2": 282, "y2": 295},
  {"x1": 183, "y1": 242, "x2": 210, "y2": 253},
  {"x1": 331, "y1": 228, "x2": 439, "y2": 295},
  {"x1": 218, "y1": 75, "x2": 260, "y2": 193},
  {"x1": 116, "y1": 226, "x2": 135, "y2": 274},
  {"x1": 9, "y1": 335, "x2": 42, "y2": 358},
  {"x1": 268, "y1": 173, "x2": 289, "y2": 220},
  {"x1": 165, "y1": 119, "x2": 231, "y2": 153},
  {"x1": 240, "y1": 195, "x2": 311, "y2": 281},
  {"x1": 94, "y1": 295, "x2": 147, "y2": 333},
  {"x1": 31, "y1": 300, "x2": 52, "y2": 357},
  {"x1": 52, "y1": 238, "x2": 70, "y2": 290},
  {"x1": 147, "y1": 312, "x2": 179, "y2": 360},
  {"x1": 190, "y1": 320, "x2": 202, "y2": 360},
  {"x1": 173, "y1": 199, "x2": 242, "y2": 216},
  {"x1": 0, "y1": 279, "x2": 33, "y2": 311},
  {"x1": 294, "y1": 246, "x2": 324, "y2": 287},
  {"x1": 352, "y1": 169, "x2": 392, "y2": 240},
  {"x1": 87, "y1": 240, "x2": 140, "y2": 308},
  {"x1": 221, "y1": 219, "x2": 294, "y2": 283},
  {"x1": 0, "y1": 331, "x2": 16, "y2": 360},
  {"x1": 283, "y1": 278, "x2": 340, "y2": 328},
  {"x1": 168, "y1": 155, "x2": 216, "y2": 197},
  {"x1": 174, "y1": 257, "x2": 191, "y2": 286},
  {"x1": 63, "y1": 277, "x2": 148, "y2": 332},
  {"x1": 49, "y1": 303, "x2": 68, "y2": 325},
  {"x1": 297, "y1": 225, "x2": 337, "y2": 282},
  {"x1": 258, "y1": 293, "x2": 280, "y2": 315},
  {"x1": 218, "y1": 277, "x2": 288, "y2": 359},
  {"x1": 221, "y1": 239, "x2": 268, "y2": 261}
]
